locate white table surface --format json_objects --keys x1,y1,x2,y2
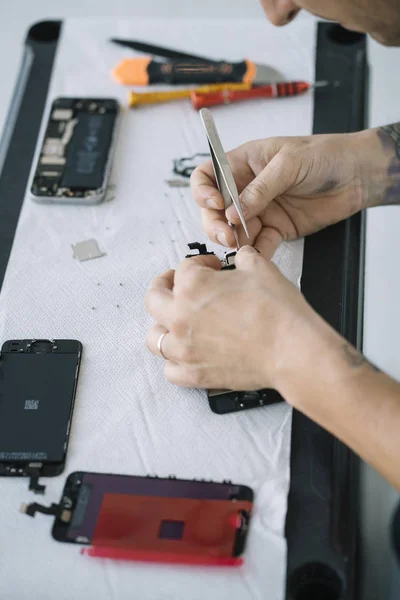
[{"x1": 0, "y1": 2, "x2": 399, "y2": 599}]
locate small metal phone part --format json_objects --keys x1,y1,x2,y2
[
  {"x1": 172, "y1": 153, "x2": 209, "y2": 178},
  {"x1": 72, "y1": 239, "x2": 106, "y2": 262},
  {"x1": 165, "y1": 179, "x2": 190, "y2": 188},
  {"x1": 185, "y1": 242, "x2": 236, "y2": 269},
  {"x1": 222, "y1": 251, "x2": 236, "y2": 270},
  {"x1": 185, "y1": 242, "x2": 215, "y2": 258},
  {"x1": 30, "y1": 98, "x2": 119, "y2": 203}
]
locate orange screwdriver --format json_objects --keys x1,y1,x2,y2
[{"x1": 191, "y1": 81, "x2": 311, "y2": 110}]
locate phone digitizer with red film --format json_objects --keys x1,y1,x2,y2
[
  {"x1": 49, "y1": 472, "x2": 253, "y2": 566},
  {"x1": 29, "y1": 97, "x2": 120, "y2": 205}
]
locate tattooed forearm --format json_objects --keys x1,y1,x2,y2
[
  {"x1": 342, "y1": 343, "x2": 381, "y2": 373},
  {"x1": 377, "y1": 123, "x2": 400, "y2": 205},
  {"x1": 381, "y1": 123, "x2": 400, "y2": 160}
]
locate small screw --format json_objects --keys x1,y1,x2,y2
[{"x1": 119, "y1": 283, "x2": 123, "y2": 287}]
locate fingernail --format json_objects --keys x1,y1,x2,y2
[
  {"x1": 216, "y1": 232, "x2": 227, "y2": 246},
  {"x1": 238, "y1": 245, "x2": 255, "y2": 253},
  {"x1": 206, "y1": 198, "x2": 219, "y2": 209}
]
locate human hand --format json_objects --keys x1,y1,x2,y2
[
  {"x1": 191, "y1": 129, "x2": 385, "y2": 258},
  {"x1": 146, "y1": 246, "x2": 324, "y2": 393}
]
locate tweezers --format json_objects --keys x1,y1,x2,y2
[{"x1": 199, "y1": 108, "x2": 249, "y2": 249}]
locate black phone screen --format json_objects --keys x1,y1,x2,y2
[{"x1": 0, "y1": 339, "x2": 82, "y2": 478}]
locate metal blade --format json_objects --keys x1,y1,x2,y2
[{"x1": 253, "y1": 64, "x2": 285, "y2": 85}]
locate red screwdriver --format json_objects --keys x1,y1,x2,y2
[{"x1": 191, "y1": 81, "x2": 311, "y2": 110}]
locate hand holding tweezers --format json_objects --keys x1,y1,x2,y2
[{"x1": 199, "y1": 108, "x2": 249, "y2": 249}]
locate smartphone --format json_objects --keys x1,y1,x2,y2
[
  {"x1": 29, "y1": 97, "x2": 120, "y2": 205},
  {"x1": 0, "y1": 339, "x2": 82, "y2": 489},
  {"x1": 51, "y1": 471, "x2": 253, "y2": 566}
]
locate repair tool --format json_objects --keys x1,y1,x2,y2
[
  {"x1": 199, "y1": 108, "x2": 249, "y2": 248},
  {"x1": 111, "y1": 38, "x2": 283, "y2": 86},
  {"x1": 128, "y1": 83, "x2": 251, "y2": 107},
  {"x1": 192, "y1": 81, "x2": 311, "y2": 109}
]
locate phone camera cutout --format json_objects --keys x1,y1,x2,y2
[{"x1": 30, "y1": 340, "x2": 53, "y2": 354}]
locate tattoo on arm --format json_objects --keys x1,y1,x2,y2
[
  {"x1": 342, "y1": 343, "x2": 382, "y2": 373},
  {"x1": 381, "y1": 123, "x2": 400, "y2": 160},
  {"x1": 377, "y1": 123, "x2": 400, "y2": 205}
]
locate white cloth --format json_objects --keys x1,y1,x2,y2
[{"x1": 0, "y1": 17, "x2": 316, "y2": 600}]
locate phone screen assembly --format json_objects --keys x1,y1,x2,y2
[
  {"x1": 0, "y1": 339, "x2": 82, "y2": 492},
  {"x1": 30, "y1": 97, "x2": 120, "y2": 205},
  {"x1": 208, "y1": 387, "x2": 283, "y2": 415},
  {"x1": 23, "y1": 471, "x2": 253, "y2": 566}
]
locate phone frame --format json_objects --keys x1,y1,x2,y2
[{"x1": 29, "y1": 97, "x2": 120, "y2": 206}]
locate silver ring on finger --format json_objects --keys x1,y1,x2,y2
[{"x1": 157, "y1": 332, "x2": 168, "y2": 360}]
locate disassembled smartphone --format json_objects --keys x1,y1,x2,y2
[
  {"x1": 0, "y1": 339, "x2": 82, "y2": 492},
  {"x1": 22, "y1": 471, "x2": 253, "y2": 566},
  {"x1": 30, "y1": 97, "x2": 120, "y2": 205},
  {"x1": 186, "y1": 243, "x2": 283, "y2": 414}
]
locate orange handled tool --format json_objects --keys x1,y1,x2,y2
[
  {"x1": 128, "y1": 83, "x2": 251, "y2": 107},
  {"x1": 191, "y1": 81, "x2": 311, "y2": 110},
  {"x1": 111, "y1": 38, "x2": 283, "y2": 87},
  {"x1": 114, "y1": 58, "x2": 282, "y2": 87}
]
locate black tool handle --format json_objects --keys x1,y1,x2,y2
[{"x1": 147, "y1": 60, "x2": 249, "y2": 85}]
